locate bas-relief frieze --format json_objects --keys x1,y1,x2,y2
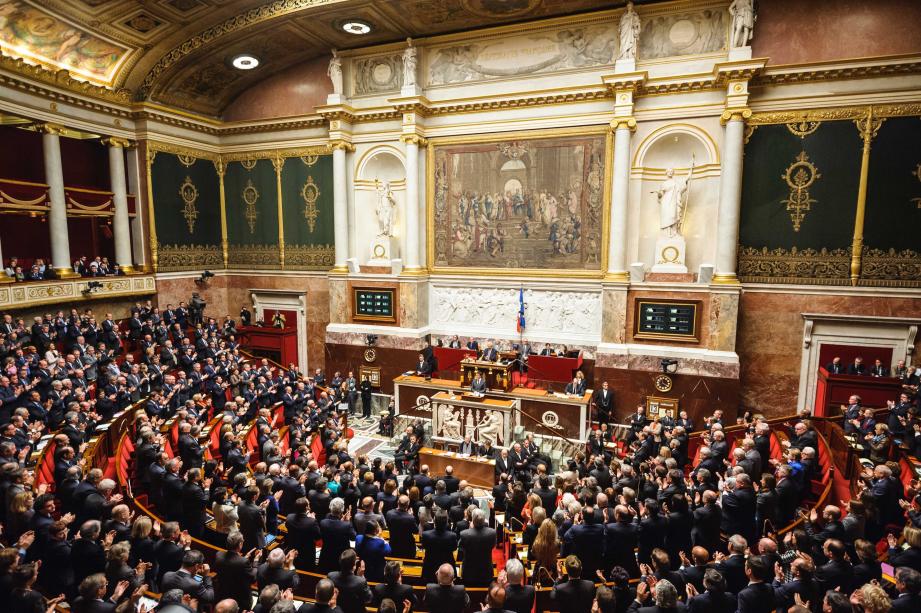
[
  {"x1": 352, "y1": 53, "x2": 403, "y2": 96},
  {"x1": 429, "y1": 285, "x2": 601, "y2": 342},
  {"x1": 638, "y1": 8, "x2": 727, "y2": 60},
  {"x1": 427, "y1": 24, "x2": 618, "y2": 86}
]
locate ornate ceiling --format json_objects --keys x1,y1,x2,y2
[{"x1": 0, "y1": 0, "x2": 651, "y2": 118}]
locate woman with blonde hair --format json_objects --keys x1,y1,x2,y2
[
  {"x1": 530, "y1": 517, "x2": 560, "y2": 585},
  {"x1": 6, "y1": 490, "x2": 34, "y2": 541},
  {"x1": 850, "y1": 583, "x2": 891, "y2": 613}
]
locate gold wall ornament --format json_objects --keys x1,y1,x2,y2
[
  {"x1": 781, "y1": 151, "x2": 821, "y2": 232},
  {"x1": 177, "y1": 154, "x2": 197, "y2": 168},
  {"x1": 242, "y1": 179, "x2": 260, "y2": 234},
  {"x1": 240, "y1": 159, "x2": 257, "y2": 171},
  {"x1": 227, "y1": 244, "x2": 280, "y2": 269},
  {"x1": 284, "y1": 244, "x2": 335, "y2": 269},
  {"x1": 786, "y1": 120, "x2": 821, "y2": 138},
  {"x1": 179, "y1": 176, "x2": 199, "y2": 233},
  {"x1": 860, "y1": 247, "x2": 921, "y2": 287},
  {"x1": 301, "y1": 175, "x2": 320, "y2": 233},
  {"x1": 300, "y1": 155, "x2": 319, "y2": 167},
  {"x1": 737, "y1": 245, "x2": 851, "y2": 285}
]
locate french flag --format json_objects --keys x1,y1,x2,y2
[{"x1": 516, "y1": 287, "x2": 526, "y2": 332}]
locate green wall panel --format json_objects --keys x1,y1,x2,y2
[
  {"x1": 280, "y1": 154, "x2": 334, "y2": 269},
  {"x1": 224, "y1": 158, "x2": 280, "y2": 268}
]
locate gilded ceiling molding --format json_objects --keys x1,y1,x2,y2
[
  {"x1": 749, "y1": 103, "x2": 921, "y2": 126},
  {"x1": 755, "y1": 56, "x2": 921, "y2": 87},
  {"x1": 147, "y1": 141, "x2": 220, "y2": 162},
  {"x1": 138, "y1": 0, "x2": 341, "y2": 97},
  {"x1": 0, "y1": 55, "x2": 133, "y2": 104}
]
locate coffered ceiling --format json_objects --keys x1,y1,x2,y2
[{"x1": 0, "y1": 0, "x2": 661, "y2": 118}]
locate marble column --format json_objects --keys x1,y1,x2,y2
[
  {"x1": 712, "y1": 109, "x2": 750, "y2": 284},
  {"x1": 40, "y1": 126, "x2": 77, "y2": 278},
  {"x1": 103, "y1": 138, "x2": 133, "y2": 273},
  {"x1": 606, "y1": 118, "x2": 635, "y2": 281},
  {"x1": 402, "y1": 135, "x2": 423, "y2": 272},
  {"x1": 0, "y1": 233, "x2": 11, "y2": 282},
  {"x1": 331, "y1": 141, "x2": 351, "y2": 272}
]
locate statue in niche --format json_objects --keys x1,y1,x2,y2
[
  {"x1": 729, "y1": 0, "x2": 756, "y2": 48},
  {"x1": 374, "y1": 179, "x2": 397, "y2": 237},
  {"x1": 402, "y1": 38, "x2": 417, "y2": 87},
  {"x1": 617, "y1": 1, "x2": 641, "y2": 60},
  {"x1": 654, "y1": 156, "x2": 695, "y2": 238},
  {"x1": 328, "y1": 49, "x2": 343, "y2": 95}
]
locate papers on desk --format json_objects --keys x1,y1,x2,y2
[{"x1": 403, "y1": 371, "x2": 416, "y2": 376}]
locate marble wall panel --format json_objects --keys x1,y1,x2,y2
[{"x1": 737, "y1": 290, "x2": 921, "y2": 417}]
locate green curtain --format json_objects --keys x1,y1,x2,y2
[
  {"x1": 150, "y1": 152, "x2": 222, "y2": 271},
  {"x1": 224, "y1": 158, "x2": 280, "y2": 269},
  {"x1": 862, "y1": 116, "x2": 921, "y2": 285},
  {"x1": 738, "y1": 121, "x2": 861, "y2": 284},
  {"x1": 280, "y1": 154, "x2": 334, "y2": 269}
]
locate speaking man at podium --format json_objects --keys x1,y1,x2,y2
[
  {"x1": 470, "y1": 372, "x2": 488, "y2": 393},
  {"x1": 480, "y1": 342, "x2": 498, "y2": 362}
]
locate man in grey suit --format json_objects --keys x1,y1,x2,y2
[
  {"x1": 470, "y1": 372, "x2": 487, "y2": 393},
  {"x1": 459, "y1": 509, "x2": 496, "y2": 587}
]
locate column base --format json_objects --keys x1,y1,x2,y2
[
  {"x1": 119, "y1": 265, "x2": 136, "y2": 275},
  {"x1": 329, "y1": 265, "x2": 350, "y2": 275},
  {"x1": 711, "y1": 272, "x2": 740, "y2": 285},
  {"x1": 55, "y1": 267, "x2": 81, "y2": 279}
]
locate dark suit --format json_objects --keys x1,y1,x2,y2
[
  {"x1": 285, "y1": 512, "x2": 321, "y2": 570},
  {"x1": 736, "y1": 582, "x2": 775, "y2": 613},
  {"x1": 160, "y1": 568, "x2": 214, "y2": 604},
  {"x1": 604, "y1": 520, "x2": 640, "y2": 576},
  {"x1": 459, "y1": 525, "x2": 497, "y2": 586},
  {"x1": 592, "y1": 388, "x2": 614, "y2": 423},
  {"x1": 691, "y1": 503, "x2": 721, "y2": 554},
  {"x1": 237, "y1": 501, "x2": 266, "y2": 551},
  {"x1": 715, "y1": 554, "x2": 747, "y2": 596},
  {"x1": 373, "y1": 583, "x2": 417, "y2": 611},
  {"x1": 470, "y1": 377, "x2": 488, "y2": 393},
  {"x1": 256, "y1": 563, "x2": 299, "y2": 591},
  {"x1": 891, "y1": 593, "x2": 921, "y2": 613},
  {"x1": 421, "y1": 527, "x2": 459, "y2": 582},
  {"x1": 551, "y1": 578, "x2": 596, "y2": 613},
  {"x1": 386, "y1": 508, "x2": 419, "y2": 559},
  {"x1": 153, "y1": 539, "x2": 185, "y2": 584},
  {"x1": 686, "y1": 591, "x2": 735, "y2": 613},
  {"x1": 424, "y1": 584, "x2": 469, "y2": 613},
  {"x1": 504, "y1": 584, "x2": 536, "y2": 613},
  {"x1": 815, "y1": 559, "x2": 853, "y2": 593},
  {"x1": 318, "y1": 518, "x2": 356, "y2": 573},
  {"x1": 214, "y1": 550, "x2": 256, "y2": 606},
  {"x1": 563, "y1": 522, "x2": 605, "y2": 578},
  {"x1": 720, "y1": 487, "x2": 756, "y2": 543},
  {"x1": 328, "y1": 571, "x2": 372, "y2": 613}
]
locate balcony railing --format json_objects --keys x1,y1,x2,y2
[{"x1": 0, "y1": 274, "x2": 155, "y2": 310}]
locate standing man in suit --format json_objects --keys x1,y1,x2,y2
[
  {"x1": 551, "y1": 556, "x2": 596, "y2": 613},
  {"x1": 328, "y1": 549, "x2": 372, "y2": 613},
  {"x1": 318, "y1": 498, "x2": 356, "y2": 573},
  {"x1": 285, "y1": 497, "x2": 321, "y2": 571},
  {"x1": 891, "y1": 567, "x2": 921, "y2": 613},
  {"x1": 160, "y1": 549, "x2": 215, "y2": 605},
  {"x1": 386, "y1": 496, "x2": 418, "y2": 559},
  {"x1": 736, "y1": 556, "x2": 775, "y2": 613},
  {"x1": 415, "y1": 354, "x2": 433, "y2": 376},
  {"x1": 214, "y1": 531, "x2": 258, "y2": 605},
  {"x1": 360, "y1": 375, "x2": 373, "y2": 419},
  {"x1": 481, "y1": 342, "x2": 498, "y2": 362},
  {"x1": 470, "y1": 372, "x2": 487, "y2": 393},
  {"x1": 237, "y1": 485, "x2": 266, "y2": 551},
  {"x1": 502, "y1": 559, "x2": 536, "y2": 613},
  {"x1": 421, "y1": 510, "x2": 459, "y2": 583},
  {"x1": 424, "y1": 563, "x2": 469, "y2": 613},
  {"x1": 592, "y1": 381, "x2": 613, "y2": 424},
  {"x1": 459, "y1": 509, "x2": 496, "y2": 587}
]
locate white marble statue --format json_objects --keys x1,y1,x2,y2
[
  {"x1": 374, "y1": 179, "x2": 396, "y2": 237},
  {"x1": 654, "y1": 156, "x2": 695, "y2": 238},
  {"x1": 402, "y1": 38, "x2": 417, "y2": 88},
  {"x1": 618, "y1": 1, "x2": 641, "y2": 60},
  {"x1": 729, "y1": 0, "x2": 756, "y2": 48},
  {"x1": 327, "y1": 49, "x2": 343, "y2": 95},
  {"x1": 477, "y1": 410, "x2": 503, "y2": 446},
  {"x1": 442, "y1": 408, "x2": 462, "y2": 440}
]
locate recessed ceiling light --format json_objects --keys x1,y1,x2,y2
[
  {"x1": 342, "y1": 20, "x2": 372, "y2": 35},
  {"x1": 231, "y1": 54, "x2": 260, "y2": 70}
]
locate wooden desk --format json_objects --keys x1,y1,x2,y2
[
  {"x1": 418, "y1": 446, "x2": 496, "y2": 488},
  {"x1": 460, "y1": 358, "x2": 513, "y2": 392},
  {"x1": 430, "y1": 391, "x2": 516, "y2": 448}
]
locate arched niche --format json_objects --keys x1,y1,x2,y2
[
  {"x1": 356, "y1": 146, "x2": 406, "y2": 183},
  {"x1": 633, "y1": 124, "x2": 719, "y2": 171},
  {"x1": 354, "y1": 146, "x2": 407, "y2": 264}
]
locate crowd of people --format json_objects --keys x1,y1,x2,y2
[
  {"x1": 1, "y1": 303, "x2": 921, "y2": 613},
  {"x1": 3, "y1": 256, "x2": 131, "y2": 282}
]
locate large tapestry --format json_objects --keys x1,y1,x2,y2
[
  {"x1": 224, "y1": 158, "x2": 279, "y2": 269},
  {"x1": 431, "y1": 132, "x2": 607, "y2": 272}
]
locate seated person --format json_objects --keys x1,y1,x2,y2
[
  {"x1": 848, "y1": 356, "x2": 867, "y2": 375},
  {"x1": 480, "y1": 342, "x2": 498, "y2": 362},
  {"x1": 564, "y1": 376, "x2": 584, "y2": 396},
  {"x1": 470, "y1": 372, "x2": 488, "y2": 394},
  {"x1": 870, "y1": 359, "x2": 889, "y2": 377},
  {"x1": 825, "y1": 356, "x2": 845, "y2": 374}
]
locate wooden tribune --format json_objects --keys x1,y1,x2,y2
[
  {"x1": 418, "y1": 447, "x2": 495, "y2": 488},
  {"x1": 460, "y1": 358, "x2": 513, "y2": 391}
]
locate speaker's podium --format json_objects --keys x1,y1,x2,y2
[{"x1": 459, "y1": 358, "x2": 513, "y2": 392}]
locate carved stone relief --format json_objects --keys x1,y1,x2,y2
[
  {"x1": 352, "y1": 53, "x2": 404, "y2": 96},
  {"x1": 638, "y1": 8, "x2": 727, "y2": 60},
  {"x1": 429, "y1": 285, "x2": 601, "y2": 341}
]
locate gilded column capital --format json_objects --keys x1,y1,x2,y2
[
  {"x1": 32, "y1": 122, "x2": 66, "y2": 136},
  {"x1": 400, "y1": 134, "x2": 428, "y2": 147},
  {"x1": 610, "y1": 116, "x2": 637, "y2": 132},
  {"x1": 330, "y1": 140, "x2": 355, "y2": 153},
  {"x1": 100, "y1": 137, "x2": 133, "y2": 149},
  {"x1": 720, "y1": 107, "x2": 752, "y2": 125}
]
